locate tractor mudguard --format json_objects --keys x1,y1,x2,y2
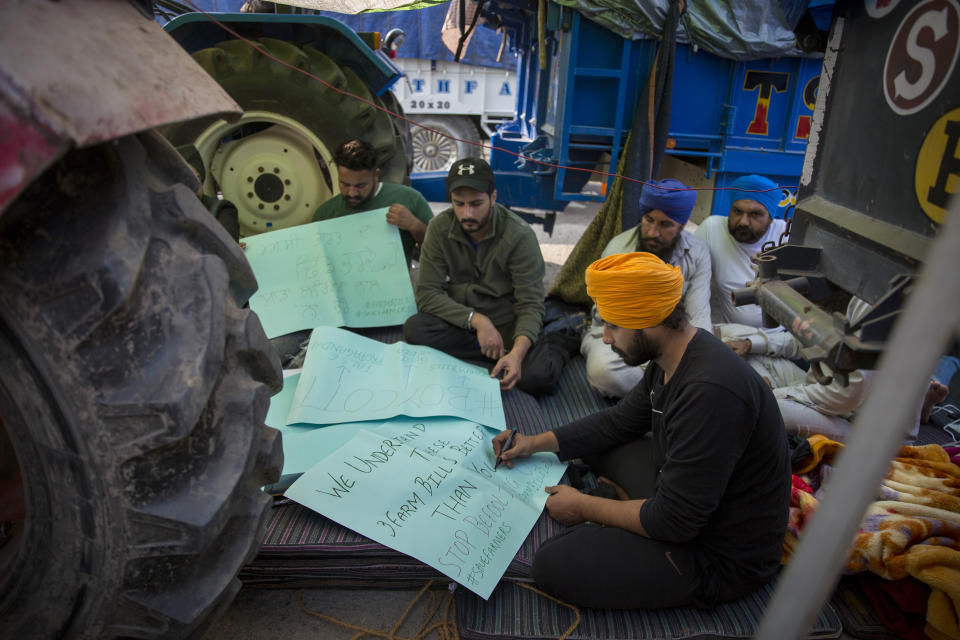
[{"x1": 0, "y1": 0, "x2": 241, "y2": 215}]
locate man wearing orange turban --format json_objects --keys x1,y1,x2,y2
[
  {"x1": 492, "y1": 252, "x2": 790, "y2": 610},
  {"x1": 586, "y1": 252, "x2": 685, "y2": 330}
]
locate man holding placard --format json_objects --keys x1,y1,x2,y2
[
  {"x1": 403, "y1": 158, "x2": 577, "y2": 396},
  {"x1": 314, "y1": 139, "x2": 434, "y2": 267},
  {"x1": 493, "y1": 252, "x2": 790, "y2": 609}
]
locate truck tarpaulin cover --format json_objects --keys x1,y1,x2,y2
[
  {"x1": 310, "y1": 2, "x2": 514, "y2": 68},
  {"x1": 552, "y1": 0, "x2": 815, "y2": 59},
  {"x1": 197, "y1": 0, "x2": 512, "y2": 68},
  {"x1": 287, "y1": 0, "x2": 818, "y2": 60}
]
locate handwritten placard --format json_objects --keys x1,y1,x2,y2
[
  {"x1": 243, "y1": 209, "x2": 418, "y2": 338},
  {"x1": 287, "y1": 326, "x2": 506, "y2": 431},
  {"x1": 264, "y1": 371, "x2": 382, "y2": 480},
  {"x1": 285, "y1": 417, "x2": 567, "y2": 599}
]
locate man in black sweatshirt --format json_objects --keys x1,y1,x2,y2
[{"x1": 494, "y1": 251, "x2": 790, "y2": 609}]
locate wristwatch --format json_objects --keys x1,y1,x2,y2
[{"x1": 465, "y1": 310, "x2": 475, "y2": 331}]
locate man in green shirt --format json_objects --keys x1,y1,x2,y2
[
  {"x1": 313, "y1": 139, "x2": 434, "y2": 266},
  {"x1": 403, "y1": 158, "x2": 577, "y2": 396}
]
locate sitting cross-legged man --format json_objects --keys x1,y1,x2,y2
[
  {"x1": 493, "y1": 252, "x2": 790, "y2": 609},
  {"x1": 580, "y1": 178, "x2": 712, "y2": 398},
  {"x1": 403, "y1": 158, "x2": 578, "y2": 396}
]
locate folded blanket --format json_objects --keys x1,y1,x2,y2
[{"x1": 786, "y1": 443, "x2": 960, "y2": 640}]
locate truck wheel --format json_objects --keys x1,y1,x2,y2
[
  {"x1": 0, "y1": 131, "x2": 283, "y2": 639},
  {"x1": 410, "y1": 115, "x2": 482, "y2": 172},
  {"x1": 159, "y1": 37, "x2": 408, "y2": 237}
]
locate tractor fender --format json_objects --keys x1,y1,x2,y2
[{"x1": 0, "y1": 0, "x2": 241, "y2": 215}]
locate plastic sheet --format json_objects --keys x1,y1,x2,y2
[
  {"x1": 177, "y1": 1, "x2": 514, "y2": 68},
  {"x1": 549, "y1": 0, "x2": 821, "y2": 60}
]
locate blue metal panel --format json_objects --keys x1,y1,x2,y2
[
  {"x1": 726, "y1": 58, "x2": 803, "y2": 151},
  {"x1": 551, "y1": 11, "x2": 581, "y2": 197},
  {"x1": 719, "y1": 148, "x2": 804, "y2": 178},
  {"x1": 667, "y1": 46, "x2": 731, "y2": 154},
  {"x1": 410, "y1": 170, "x2": 448, "y2": 202},
  {"x1": 487, "y1": 4, "x2": 825, "y2": 216},
  {"x1": 547, "y1": 11, "x2": 651, "y2": 202},
  {"x1": 785, "y1": 58, "x2": 821, "y2": 152}
]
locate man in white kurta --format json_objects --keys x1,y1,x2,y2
[{"x1": 694, "y1": 174, "x2": 788, "y2": 327}]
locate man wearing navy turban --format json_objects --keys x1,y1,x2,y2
[
  {"x1": 580, "y1": 178, "x2": 713, "y2": 398},
  {"x1": 694, "y1": 174, "x2": 788, "y2": 327}
]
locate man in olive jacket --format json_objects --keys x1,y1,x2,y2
[{"x1": 403, "y1": 158, "x2": 574, "y2": 396}]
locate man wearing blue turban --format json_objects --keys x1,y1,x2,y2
[
  {"x1": 580, "y1": 178, "x2": 713, "y2": 397},
  {"x1": 694, "y1": 174, "x2": 788, "y2": 327}
]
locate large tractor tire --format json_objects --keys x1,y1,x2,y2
[
  {"x1": 0, "y1": 131, "x2": 283, "y2": 639},
  {"x1": 159, "y1": 38, "x2": 408, "y2": 237},
  {"x1": 410, "y1": 115, "x2": 483, "y2": 173}
]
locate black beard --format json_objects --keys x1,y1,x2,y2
[
  {"x1": 612, "y1": 329, "x2": 660, "y2": 366},
  {"x1": 728, "y1": 217, "x2": 773, "y2": 244},
  {"x1": 729, "y1": 225, "x2": 762, "y2": 243},
  {"x1": 637, "y1": 234, "x2": 678, "y2": 262}
]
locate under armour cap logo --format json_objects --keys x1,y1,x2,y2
[{"x1": 458, "y1": 163, "x2": 476, "y2": 175}]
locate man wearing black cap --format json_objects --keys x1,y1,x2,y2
[{"x1": 403, "y1": 158, "x2": 575, "y2": 396}]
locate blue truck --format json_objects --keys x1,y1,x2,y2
[{"x1": 409, "y1": 1, "x2": 827, "y2": 229}]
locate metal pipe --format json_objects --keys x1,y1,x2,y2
[
  {"x1": 756, "y1": 254, "x2": 779, "y2": 280},
  {"x1": 755, "y1": 278, "x2": 838, "y2": 361},
  {"x1": 756, "y1": 194, "x2": 960, "y2": 639}
]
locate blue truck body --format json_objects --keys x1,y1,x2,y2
[{"x1": 411, "y1": 4, "x2": 824, "y2": 220}]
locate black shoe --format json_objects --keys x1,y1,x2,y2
[
  {"x1": 566, "y1": 463, "x2": 592, "y2": 491},
  {"x1": 587, "y1": 483, "x2": 619, "y2": 500},
  {"x1": 541, "y1": 329, "x2": 582, "y2": 358},
  {"x1": 543, "y1": 296, "x2": 590, "y2": 338}
]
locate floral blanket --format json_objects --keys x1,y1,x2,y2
[{"x1": 785, "y1": 440, "x2": 960, "y2": 640}]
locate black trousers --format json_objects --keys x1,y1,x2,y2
[
  {"x1": 402, "y1": 312, "x2": 573, "y2": 397},
  {"x1": 532, "y1": 437, "x2": 748, "y2": 609}
]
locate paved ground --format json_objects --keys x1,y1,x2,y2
[
  {"x1": 204, "y1": 584, "x2": 452, "y2": 639},
  {"x1": 202, "y1": 197, "x2": 600, "y2": 640}
]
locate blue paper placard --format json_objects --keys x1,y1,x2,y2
[
  {"x1": 243, "y1": 210, "x2": 418, "y2": 338},
  {"x1": 287, "y1": 326, "x2": 506, "y2": 431},
  {"x1": 285, "y1": 417, "x2": 567, "y2": 599}
]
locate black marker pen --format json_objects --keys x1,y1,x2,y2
[{"x1": 494, "y1": 429, "x2": 517, "y2": 470}]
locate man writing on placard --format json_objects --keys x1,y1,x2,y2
[
  {"x1": 403, "y1": 158, "x2": 577, "y2": 396},
  {"x1": 493, "y1": 252, "x2": 790, "y2": 609},
  {"x1": 314, "y1": 139, "x2": 434, "y2": 267}
]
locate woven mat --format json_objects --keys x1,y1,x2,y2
[
  {"x1": 244, "y1": 486, "x2": 570, "y2": 584},
  {"x1": 537, "y1": 356, "x2": 615, "y2": 428},
  {"x1": 457, "y1": 580, "x2": 842, "y2": 640}
]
